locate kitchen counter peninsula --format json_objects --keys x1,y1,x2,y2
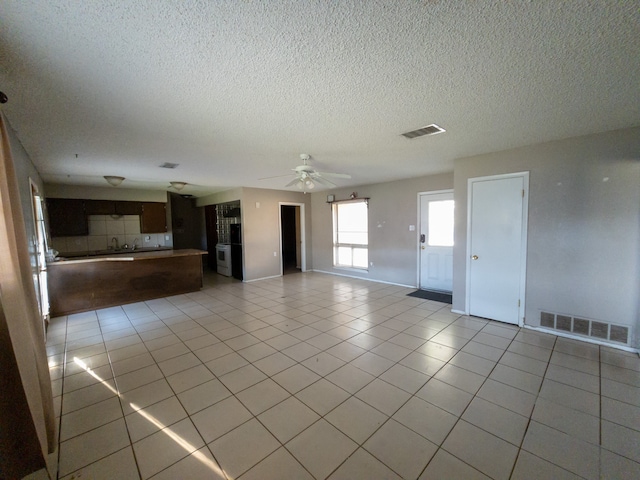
[{"x1": 48, "y1": 249, "x2": 207, "y2": 316}]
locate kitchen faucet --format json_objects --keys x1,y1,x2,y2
[
  {"x1": 111, "y1": 237, "x2": 119, "y2": 250},
  {"x1": 132, "y1": 238, "x2": 139, "y2": 251}
]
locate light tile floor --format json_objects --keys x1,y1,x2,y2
[{"x1": 45, "y1": 271, "x2": 640, "y2": 479}]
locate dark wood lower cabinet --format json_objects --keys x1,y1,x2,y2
[{"x1": 48, "y1": 250, "x2": 205, "y2": 316}]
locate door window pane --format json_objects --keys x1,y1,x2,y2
[{"x1": 428, "y1": 200, "x2": 454, "y2": 246}]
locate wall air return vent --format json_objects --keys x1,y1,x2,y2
[
  {"x1": 539, "y1": 311, "x2": 630, "y2": 345},
  {"x1": 159, "y1": 162, "x2": 180, "y2": 169},
  {"x1": 401, "y1": 124, "x2": 446, "y2": 139}
]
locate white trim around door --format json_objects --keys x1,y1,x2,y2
[
  {"x1": 278, "y1": 202, "x2": 306, "y2": 276},
  {"x1": 465, "y1": 172, "x2": 529, "y2": 326}
]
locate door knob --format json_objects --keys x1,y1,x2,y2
[{"x1": 472, "y1": 255, "x2": 479, "y2": 260}]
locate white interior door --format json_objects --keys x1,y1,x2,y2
[
  {"x1": 420, "y1": 192, "x2": 454, "y2": 292},
  {"x1": 467, "y1": 174, "x2": 528, "y2": 325}
]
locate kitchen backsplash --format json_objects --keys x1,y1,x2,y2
[{"x1": 50, "y1": 215, "x2": 173, "y2": 253}]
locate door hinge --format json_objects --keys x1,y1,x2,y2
[
  {"x1": 518, "y1": 299, "x2": 521, "y2": 307},
  {"x1": 522, "y1": 189, "x2": 524, "y2": 198}
]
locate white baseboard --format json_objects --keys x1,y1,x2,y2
[
  {"x1": 244, "y1": 274, "x2": 283, "y2": 283},
  {"x1": 310, "y1": 269, "x2": 415, "y2": 289}
]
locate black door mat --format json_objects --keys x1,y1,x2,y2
[{"x1": 407, "y1": 289, "x2": 452, "y2": 304}]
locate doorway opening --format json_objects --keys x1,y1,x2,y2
[
  {"x1": 29, "y1": 179, "x2": 49, "y2": 334},
  {"x1": 280, "y1": 203, "x2": 305, "y2": 275},
  {"x1": 418, "y1": 190, "x2": 454, "y2": 301}
]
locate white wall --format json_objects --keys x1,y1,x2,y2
[
  {"x1": 310, "y1": 173, "x2": 454, "y2": 286},
  {"x1": 452, "y1": 127, "x2": 640, "y2": 347}
]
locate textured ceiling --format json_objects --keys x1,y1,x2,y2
[{"x1": 1, "y1": 0, "x2": 639, "y2": 196}]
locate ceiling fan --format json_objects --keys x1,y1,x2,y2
[{"x1": 260, "y1": 154, "x2": 351, "y2": 191}]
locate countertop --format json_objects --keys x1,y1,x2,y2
[{"x1": 49, "y1": 248, "x2": 207, "y2": 265}]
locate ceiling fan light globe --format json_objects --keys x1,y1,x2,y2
[
  {"x1": 305, "y1": 179, "x2": 315, "y2": 189},
  {"x1": 104, "y1": 175, "x2": 125, "y2": 187},
  {"x1": 170, "y1": 181, "x2": 187, "y2": 191}
]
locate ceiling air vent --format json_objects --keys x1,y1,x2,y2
[
  {"x1": 159, "y1": 162, "x2": 180, "y2": 169},
  {"x1": 401, "y1": 124, "x2": 446, "y2": 139}
]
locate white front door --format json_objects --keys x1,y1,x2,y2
[
  {"x1": 467, "y1": 173, "x2": 528, "y2": 325},
  {"x1": 419, "y1": 191, "x2": 454, "y2": 292}
]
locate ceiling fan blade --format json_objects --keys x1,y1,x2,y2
[
  {"x1": 284, "y1": 177, "x2": 301, "y2": 187},
  {"x1": 313, "y1": 176, "x2": 337, "y2": 188},
  {"x1": 258, "y1": 173, "x2": 296, "y2": 180},
  {"x1": 316, "y1": 171, "x2": 351, "y2": 179}
]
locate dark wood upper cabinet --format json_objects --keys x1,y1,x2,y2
[
  {"x1": 141, "y1": 202, "x2": 167, "y2": 233},
  {"x1": 85, "y1": 200, "x2": 143, "y2": 216},
  {"x1": 46, "y1": 198, "x2": 88, "y2": 237},
  {"x1": 84, "y1": 199, "x2": 115, "y2": 215},
  {"x1": 115, "y1": 201, "x2": 143, "y2": 215},
  {"x1": 48, "y1": 198, "x2": 166, "y2": 236}
]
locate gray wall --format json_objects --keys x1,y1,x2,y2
[
  {"x1": 453, "y1": 127, "x2": 640, "y2": 347},
  {"x1": 196, "y1": 187, "x2": 312, "y2": 281},
  {"x1": 45, "y1": 184, "x2": 168, "y2": 202},
  {"x1": 196, "y1": 188, "x2": 243, "y2": 208},
  {"x1": 8, "y1": 123, "x2": 45, "y2": 264},
  {"x1": 242, "y1": 187, "x2": 311, "y2": 281},
  {"x1": 3, "y1": 117, "x2": 56, "y2": 477},
  {"x1": 310, "y1": 173, "x2": 454, "y2": 286}
]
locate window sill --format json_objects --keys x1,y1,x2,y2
[{"x1": 332, "y1": 266, "x2": 369, "y2": 273}]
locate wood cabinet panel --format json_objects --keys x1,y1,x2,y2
[
  {"x1": 141, "y1": 202, "x2": 167, "y2": 232},
  {"x1": 46, "y1": 198, "x2": 88, "y2": 237},
  {"x1": 85, "y1": 200, "x2": 143, "y2": 215},
  {"x1": 115, "y1": 201, "x2": 142, "y2": 215},
  {"x1": 84, "y1": 199, "x2": 115, "y2": 215},
  {"x1": 48, "y1": 253, "x2": 204, "y2": 316}
]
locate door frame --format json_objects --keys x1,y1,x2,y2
[
  {"x1": 278, "y1": 202, "x2": 306, "y2": 275},
  {"x1": 464, "y1": 172, "x2": 529, "y2": 326},
  {"x1": 417, "y1": 189, "x2": 454, "y2": 290},
  {"x1": 29, "y1": 178, "x2": 49, "y2": 334}
]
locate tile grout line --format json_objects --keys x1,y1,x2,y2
[
  {"x1": 97, "y1": 310, "x2": 146, "y2": 480},
  {"x1": 598, "y1": 343, "x2": 603, "y2": 478},
  {"x1": 55, "y1": 282, "x2": 478, "y2": 478},
  {"x1": 53, "y1": 314, "x2": 69, "y2": 480},
  {"x1": 505, "y1": 332, "x2": 558, "y2": 480},
  {"x1": 413, "y1": 321, "x2": 523, "y2": 480},
  {"x1": 192, "y1": 289, "x2": 452, "y2": 478},
  {"x1": 54, "y1": 273, "x2": 632, "y2": 480}
]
